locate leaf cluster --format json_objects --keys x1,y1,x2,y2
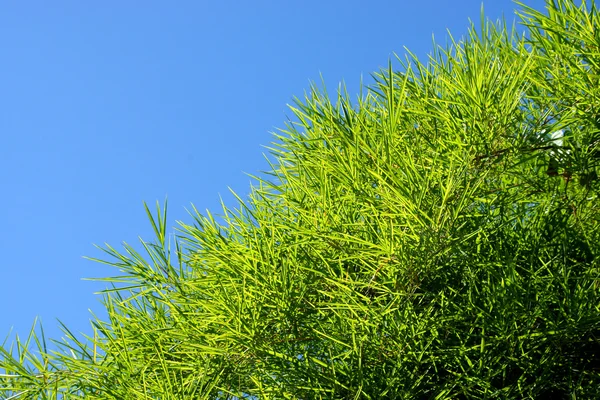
[{"x1": 2, "y1": 0, "x2": 599, "y2": 398}]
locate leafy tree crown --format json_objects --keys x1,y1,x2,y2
[{"x1": 2, "y1": 0, "x2": 599, "y2": 398}]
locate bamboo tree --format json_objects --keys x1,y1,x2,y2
[{"x1": 2, "y1": 0, "x2": 599, "y2": 398}]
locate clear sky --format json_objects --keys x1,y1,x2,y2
[{"x1": 1, "y1": 0, "x2": 547, "y2": 348}]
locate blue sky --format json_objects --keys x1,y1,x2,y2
[{"x1": 1, "y1": 0, "x2": 547, "y2": 348}]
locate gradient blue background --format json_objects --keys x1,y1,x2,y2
[{"x1": 1, "y1": 0, "x2": 546, "y2": 348}]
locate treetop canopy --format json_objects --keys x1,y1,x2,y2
[{"x1": 2, "y1": 0, "x2": 599, "y2": 398}]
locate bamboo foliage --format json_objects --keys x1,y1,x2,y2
[{"x1": 2, "y1": 1, "x2": 599, "y2": 398}]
